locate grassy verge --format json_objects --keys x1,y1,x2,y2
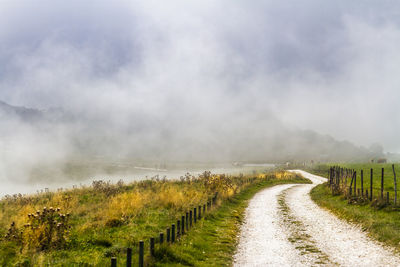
[
  {"x1": 311, "y1": 180, "x2": 400, "y2": 252},
  {"x1": 153, "y1": 176, "x2": 311, "y2": 266}
]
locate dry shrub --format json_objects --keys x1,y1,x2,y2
[
  {"x1": 4, "y1": 222, "x2": 22, "y2": 244},
  {"x1": 156, "y1": 186, "x2": 186, "y2": 209},
  {"x1": 275, "y1": 171, "x2": 297, "y2": 180},
  {"x1": 223, "y1": 186, "x2": 237, "y2": 198},
  {"x1": 105, "y1": 191, "x2": 150, "y2": 223},
  {"x1": 257, "y1": 173, "x2": 267, "y2": 179},
  {"x1": 5, "y1": 207, "x2": 70, "y2": 251},
  {"x1": 2, "y1": 194, "x2": 34, "y2": 206},
  {"x1": 24, "y1": 207, "x2": 70, "y2": 251},
  {"x1": 50, "y1": 193, "x2": 78, "y2": 213},
  {"x1": 12, "y1": 205, "x2": 36, "y2": 227},
  {"x1": 104, "y1": 181, "x2": 212, "y2": 225},
  {"x1": 92, "y1": 180, "x2": 119, "y2": 196},
  {"x1": 156, "y1": 185, "x2": 207, "y2": 211},
  {"x1": 202, "y1": 172, "x2": 233, "y2": 196}
]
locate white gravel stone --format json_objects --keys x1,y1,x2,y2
[{"x1": 233, "y1": 184, "x2": 306, "y2": 266}]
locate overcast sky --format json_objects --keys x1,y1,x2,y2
[{"x1": 1, "y1": 0, "x2": 400, "y2": 152}]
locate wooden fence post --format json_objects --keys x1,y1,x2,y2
[
  {"x1": 177, "y1": 220, "x2": 180, "y2": 238},
  {"x1": 381, "y1": 168, "x2": 384, "y2": 199},
  {"x1": 139, "y1": 241, "x2": 144, "y2": 267},
  {"x1": 393, "y1": 164, "x2": 397, "y2": 205},
  {"x1": 361, "y1": 170, "x2": 364, "y2": 196},
  {"x1": 370, "y1": 169, "x2": 373, "y2": 201},
  {"x1": 111, "y1": 257, "x2": 117, "y2": 267},
  {"x1": 349, "y1": 171, "x2": 355, "y2": 196},
  {"x1": 194, "y1": 208, "x2": 197, "y2": 224},
  {"x1": 203, "y1": 204, "x2": 206, "y2": 214},
  {"x1": 190, "y1": 210, "x2": 193, "y2": 227},
  {"x1": 333, "y1": 167, "x2": 336, "y2": 185},
  {"x1": 341, "y1": 168, "x2": 344, "y2": 186},
  {"x1": 332, "y1": 167, "x2": 335, "y2": 185},
  {"x1": 127, "y1": 248, "x2": 132, "y2": 267},
  {"x1": 354, "y1": 171, "x2": 357, "y2": 195},
  {"x1": 160, "y1": 233, "x2": 164, "y2": 244}
]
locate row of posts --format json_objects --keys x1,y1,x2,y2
[
  {"x1": 329, "y1": 165, "x2": 398, "y2": 205},
  {"x1": 110, "y1": 193, "x2": 218, "y2": 267}
]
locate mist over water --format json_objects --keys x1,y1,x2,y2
[
  {"x1": 0, "y1": 164, "x2": 273, "y2": 197},
  {"x1": 1, "y1": 0, "x2": 400, "y2": 192}
]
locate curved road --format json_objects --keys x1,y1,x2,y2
[{"x1": 233, "y1": 170, "x2": 400, "y2": 266}]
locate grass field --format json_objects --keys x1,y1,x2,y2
[
  {"x1": 310, "y1": 163, "x2": 400, "y2": 252},
  {"x1": 0, "y1": 170, "x2": 309, "y2": 266}
]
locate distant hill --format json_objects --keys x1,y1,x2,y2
[
  {"x1": 0, "y1": 100, "x2": 71, "y2": 123},
  {"x1": 0, "y1": 100, "x2": 385, "y2": 163},
  {"x1": 0, "y1": 100, "x2": 43, "y2": 122}
]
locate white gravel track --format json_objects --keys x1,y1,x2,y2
[
  {"x1": 233, "y1": 170, "x2": 400, "y2": 267},
  {"x1": 233, "y1": 183, "x2": 303, "y2": 266}
]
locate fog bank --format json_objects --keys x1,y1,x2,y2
[{"x1": 0, "y1": 0, "x2": 399, "y2": 183}]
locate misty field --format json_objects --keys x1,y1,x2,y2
[{"x1": 0, "y1": 170, "x2": 307, "y2": 266}]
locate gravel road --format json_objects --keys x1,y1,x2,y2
[{"x1": 233, "y1": 170, "x2": 400, "y2": 266}]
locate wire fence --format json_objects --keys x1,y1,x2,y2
[{"x1": 327, "y1": 165, "x2": 399, "y2": 206}]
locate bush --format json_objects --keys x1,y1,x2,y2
[{"x1": 4, "y1": 207, "x2": 71, "y2": 251}]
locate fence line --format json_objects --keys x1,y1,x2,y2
[{"x1": 328, "y1": 164, "x2": 398, "y2": 206}]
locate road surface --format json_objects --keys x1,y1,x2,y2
[{"x1": 233, "y1": 170, "x2": 400, "y2": 266}]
